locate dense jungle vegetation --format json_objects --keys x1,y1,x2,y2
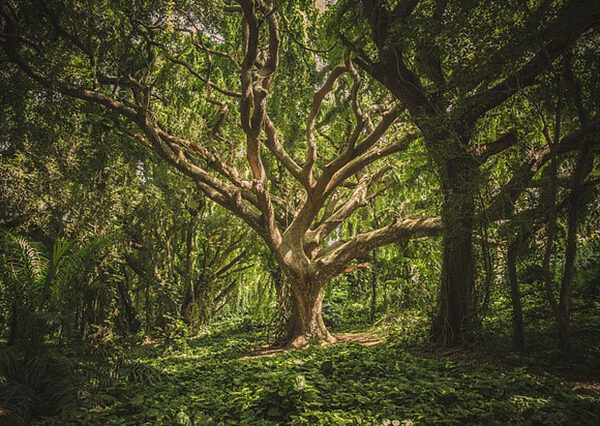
[{"x1": 1, "y1": 0, "x2": 600, "y2": 424}]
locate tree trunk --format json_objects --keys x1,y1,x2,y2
[
  {"x1": 190, "y1": 279, "x2": 211, "y2": 326},
  {"x1": 116, "y1": 277, "x2": 140, "y2": 333},
  {"x1": 507, "y1": 236, "x2": 525, "y2": 352},
  {"x1": 144, "y1": 282, "x2": 151, "y2": 336},
  {"x1": 269, "y1": 266, "x2": 293, "y2": 343},
  {"x1": 477, "y1": 222, "x2": 494, "y2": 324},
  {"x1": 370, "y1": 272, "x2": 377, "y2": 324},
  {"x1": 554, "y1": 200, "x2": 578, "y2": 355},
  {"x1": 431, "y1": 157, "x2": 477, "y2": 346},
  {"x1": 181, "y1": 286, "x2": 193, "y2": 324},
  {"x1": 284, "y1": 279, "x2": 334, "y2": 348},
  {"x1": 557, "y1": 143, "x2": 593, "y2": 353},
  {"x1": 557, "y1": 197, "x2": 582, "y2": 353},
  {"x1": 181, "y1": 210, "x2": 198, "y2": 324}
]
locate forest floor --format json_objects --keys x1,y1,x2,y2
[
  {"x1": 36, "y1": 318, "x2": 600, "y2": 425},
  {"x1": 243, "y1": 332, "x2": 384, "y2": 359}
]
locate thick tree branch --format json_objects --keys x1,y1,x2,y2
[
  {"x1": 315, "y1": 216, "x2": 441, "y2": 280},
  {"x1": 159, "y1": 49, "x2": 242, "y2": 98},
  {"x1": 303, "y1": 64, "x2": 347, "y2": 184},
  {"x1": 475, "y1": 131, "x2": 518, "y2": 162},
  {"x1": 263, "y1": 114, "x2": 306, "y2": 186},
  {"x1": 465, "y1": 0, "x2": 600, "y2": 122},
  {"x1": 237, "y1": 1, "x2": 283, "y2": 247},
  {"x1": 481, "y1": 124, "x2": 600, "y2": 222},
  {"x1": 324, "y1": 132, "x2": 416, "y2": 198},
  {"x1": 306, "y1": 167, "x2": 389, "y2": 250}
]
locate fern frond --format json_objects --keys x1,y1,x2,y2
[
  {"x1": 39, "y1": 239, "x2": 76, "y2": 303},
  {"x1": 0, "y1": 346, "x2": 23, "y2": 377},
  {"x1": 0, "y1": 231, "x2": 48, "y2": 299},
  {"x1": 54, "y1": 233, "x2": 118, "y2": 292}
]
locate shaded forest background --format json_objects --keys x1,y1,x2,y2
[{"x1": 1, "y1": 0, "x2": 600, "y2": 424}]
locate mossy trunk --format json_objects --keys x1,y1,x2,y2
[{"x1": 432, "y1": 156, "x2": 477, "y2": 346}]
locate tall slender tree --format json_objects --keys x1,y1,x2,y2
[{"x1": 338, "y1": 0, "x2": 600, "y2": 345}]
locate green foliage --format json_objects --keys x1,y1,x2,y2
[
  {"x1": 0, "y1": 231, "x2": 118, "y2": 424},
  {"x1": 0, "y1": 231, "x2": 114, "y2": 341},
  {"x1": 33, "y1": 321, "x2": 599, "y2": 425},
  {"x1": 252, "y1": 372, "x2": 320, "y2": 421},
  {"x1": 0, "y1": 342, "x2": 78, "y2": 424},
  {"x1": 1, "y1": 1, "x2": 600, "y2": 424}
]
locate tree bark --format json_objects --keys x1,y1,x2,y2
[
  {"x1": 117, "y1": 266, "x2": 141, "y2": 333},
  {"x1": 144, "y1": 280, "x2": 151, "y2": 336},
  {"x1": 117, "y1": 279, "x2": 141, "y2": 333},
  {"x1": 431, "y1": 157, "x2": 477, "y2": 346},
  {"x1": 180, "y1": 208, "x2": 198, "y2": 324},
  {"x1": 284, "y1": 279, "x2": 334, "y2": 348},
  {"x1": 507, "y1": 235, "x2": 525, "y2": 352},
  {"x1": 270, "y1": 265, "x2": 293, "y2": 343},
  {"x1": 370, "y1": 271, "x2": 377, "y2": 324},
  {"x1": 181, "y1": 286, "x2": 193, "y2": 324},
  {"x1": 477, "y1": 221, "x2": 494, "y2": 324},
  {"x1": 557, "y1": 143, "x2": 594, "y2": 353}
]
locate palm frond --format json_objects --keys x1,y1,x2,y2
[
  {"x1": 0, "y1": 231, "x2": 47, "y2": 294},
  {"x1": 53, "y1": 233, "x2": 118, "y2": 292},
  {"x1": 38, "y1": 239, "x2": 76, "y2": 303}
]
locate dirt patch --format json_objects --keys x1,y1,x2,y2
[
  {"x1": 334, "y1": 332, "x2": 384, "y2": 346},
  {"x1": 242, "y1": 332, "x2": 385, "y2": 359},
  {"x1": 571, "y1": 381, "x2": 600, "y2": 397}
]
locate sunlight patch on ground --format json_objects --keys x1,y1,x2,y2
[{"x1": 242, "y1": 332, "x2": 385, "y2": 359}]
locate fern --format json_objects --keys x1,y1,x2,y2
[
  {"x1": 38, "y1": 239, "x2": 75, "y2": 305},
  {"x1": 0, "y1": 231, "x2": 47, "y2": 304},
  {"x1": 0, "y1": 232, "x2": 118, "y2": 424},
  {"x1": 0, "y1": 345, "x2": 77, "y2": 425},
  {"x1": 0, "y1": 382, "x2": 34, "y2": 426},
  {"x1": 52, "y1": 233, "x2": 118, "y2": 311},
  {"x1": 54, "y1": 233, "x2": 117, "y2": 288},
  {"x1": 0, "y1": 346, "x2": 22, "y2": 378}
]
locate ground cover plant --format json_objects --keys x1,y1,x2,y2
[{"x1": 32, "y1": 319, "x2": 600, "y2": 425}]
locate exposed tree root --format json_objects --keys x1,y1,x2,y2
[{"x1": 242, "y1": 332, "x2": 384, "y2": 359}]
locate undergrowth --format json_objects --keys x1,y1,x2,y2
[{"x1": 27, "y1": 319, "x2": 599, "y2": 426}]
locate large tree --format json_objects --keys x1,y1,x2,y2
[
  {"x1": 0, "y1": 0, "x2": 442, "y2": 346},
  {"x1": 337, "y1": 0, "x2": 600, "y2": 345}
]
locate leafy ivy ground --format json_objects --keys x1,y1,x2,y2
[{"x1": 38, "y1": 324, "x2": 599, "y2": 426}]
